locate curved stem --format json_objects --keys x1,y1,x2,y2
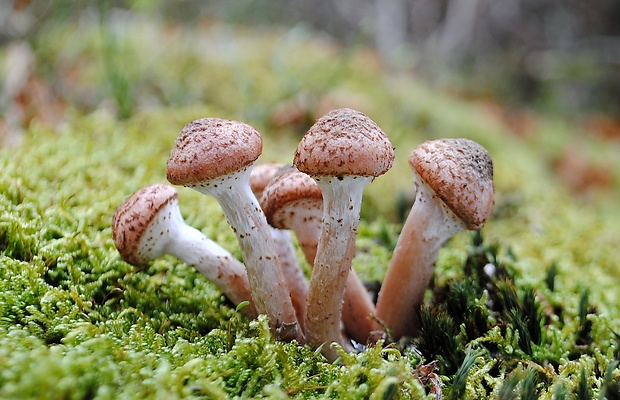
[
  {"x1": 166, "y1": 218, "x2": 258, "y2": 319},
  {"x1": 195, "y1": 167, "x2": 302, "y2": 342},
  {"x1": 376, "y1": 175, "x2": 465, "y2": 340}
]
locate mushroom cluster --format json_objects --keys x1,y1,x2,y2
[{"x1": 112, "y1": 108, "x2": 494, "y2": 362}]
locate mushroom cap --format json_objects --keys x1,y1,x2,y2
[
  {"x1": 249, "y1": 162, "x2": 283, "y2": 200},
  {"x1": 112, "y1": 183, "x2": 178, "y2": 266},
  {"x1": 166, "y1": 118, "x2": 263, "y2": 186},
  {"x1": 261, "y1": 166, "x2": 323, "y2": 229},
  {"x1": 293, "y1": 108, "x2": 394, "y2": 178},
  {"x1": 410, "y1": 138, "x2": 494, "y2": 230}
]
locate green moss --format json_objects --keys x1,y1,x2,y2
[
  {"x1": 1, "y1": 16, "x2": 620, "y2": 399},
  {"x1": 1, "y1": 115, "x2": 617, "y2": 397}
]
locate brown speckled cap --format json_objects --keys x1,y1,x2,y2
[
  {"x1": 249, "y1": 162, "x2": 283, "y2": 200},
  {"x1": 112, "y1": 183, "x2": 178, "y2": 266},
  {"x1": 410, "y1": 138, "x2": 494, "y2": 230},
  {"x1": 166, "y1": 118, "x2": 263, "y2": 186},
  {"x1": 261, "y1": 166, "x2": 323, "y2": 229},
  {"x1": 293, "y1": 108, "x2": 394, "y2": 178}
]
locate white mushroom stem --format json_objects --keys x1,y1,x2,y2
[
  {"x1": 265, "y1": 181, "x2": 383, "y2": 346},
  {"x1": 111, "y1": 184, "x2": 257, "y2": 319},
  {"x1": 152, "y1": 207, "x2": 259, "y2": 320},
  {"x1": 292, "y1": 108, "x2": 394, "y2": 360},
  {"x1": 250, "y1": 163, "x2": 309, "y2": 332},
  {"x1": 376, "y1": 138, "x2": 494, "y2": 341},
  {"x1": 193, "y1": 166, "x2": 302, "y2": 342},
  {"x1": 305, "y1": 175, "x2": 372, "y2": 359},
  {"x1": 268, "y1": 227, "x2": 308, "y2": 333},
  {"x1": 376, "y1": 173, "x2": 467, "y2": 339},
  {"x1": 277, "y1": 201, "x2": 321, "y2": 265}
]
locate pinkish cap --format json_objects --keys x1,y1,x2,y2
[
  {"x1": 293, "y1": 108, "x2": 394, "y2": 178},
  {"x1": 249, "y1": 162, "x2": 284, "y2": 200},
  {"x1": 166, "y1": 118, "x2": 263, "y2": 186},
  {"x1": 410, "y1": 138, "x2": 494, "y2": 230},
  {"x1": 261, "y1": 166, "x2": 323, "y2": 229},
  {"x1": 112, "y1": 183, "x2": 178, "y2": 266}
]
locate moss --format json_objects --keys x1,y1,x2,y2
[
  {"x1": 2, "y1": 16, "x2": 620, "y2": 399},
  {"x1": 1, "y1": 116, "x2": 617, "y2": 397}
]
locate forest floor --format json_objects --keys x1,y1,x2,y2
[{"x1": 1, "y1": 14, "x2": 620, "y2": 399}]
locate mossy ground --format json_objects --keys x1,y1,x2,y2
[{"x1": 1, "y1": 15, "x2": 620, "y2": 399}]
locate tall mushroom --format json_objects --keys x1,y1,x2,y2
[
  {"x1": 261, "y1": 165, "x2": 384, "y2": 345},
  {"x1": 250, "y1": 163, "x2": 309, "y2": 331},
  {"x1": 375, "y1": 138, "x2": 494, "y2": 340},
  {"x1": 293, "y1": 108, "x2": 394, "y2": 360},
  {"x1": 111, "y1": 183, "x2": 257, "y2": 319},
  {"x1": 166, "y1": 118, "x2": 301, "y2": 342}
]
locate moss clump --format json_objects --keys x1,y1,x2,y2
[
  {"x1": 414, "y1": 233, "x2": 620, "y2": 398},
  {"x1": 0, "y1": 117, "x2": 428, "y2": 399},
  {"x1": 0, "y1": 115, "x2": 618, "y2": 398},
  {"x1": 2, "y1": 16, "x2": 620, "y2": 398}
]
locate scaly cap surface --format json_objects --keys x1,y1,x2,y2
[
  {"x1": 166, "y1": 118, "x2": 263, "y2": 186},
  {"x1": 410, "y1": 138, "x2": 494, "y2": 230},
  {"x1": 112, "y1": 183, "x2": 178, "y2": 266},
  {"x1": 249, "y1": 162, "x2": 283, "y2": 200},
  {"x1": 261, "y1": 166, "x2": 323, "y2": 229},
  {"x1": 293, "y1": 108, "x2": 394, "y2": 178}
]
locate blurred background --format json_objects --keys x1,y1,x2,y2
[
  {"x1": 1, "y1": 0, "x2": 619, "y2": 220},
  {"x1": 2, "y1": 0, "x2": 618, "y2": 117}
]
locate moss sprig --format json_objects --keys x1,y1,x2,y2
[{"x1": 415, "y1": 232, "x2": 620, "y2": 397}]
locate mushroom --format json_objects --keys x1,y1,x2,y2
[
  {"x1": 375, "y1": 138, "x2": 494, "y2": 340},
  {"x1": 249, "y1": 162, "x2": 283, "y2": 199},
  {"x1": 166, "y1": 118, "x2": 301, "y2": 342},
  {"x1": 261, "y1": 165, "x2": 384, "y2": 345},
  {"x1": 260, "y1": 166, "x2": 323, "y2": 264},
  {"x1": 293, "y1": 108, "x2": 394, "y2": 360},
  {"x1": 250, "y1": 163, "x2": 309, "y2": 331},
  {"x1": 111, "y1": 183, "x2": 257, "y2": 319}
]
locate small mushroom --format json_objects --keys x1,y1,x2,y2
[
  {"x1": 250, "y1": 163, "x2": 309, "y2": 332},
  {"x1": 166, "y1": 118, "x2": 301, "y2": 342},
  {"x1": 260, "y1": 166, "x2": 323, "y2": 264},
  {"x1": 261, "y1": 165, "x2": 384, "y2": 345},
  {"x1": 111, "y1": 183, "x2": 257, "y2": 319},
  {"x1": 249, "y1": 162, "x2": 283, "y2": 199},
  {"x1": 293, "y1": 108, "x2": 394, "y2": 360},
  {"x1": 375, "y1": 138, "x2": 494, "y2": 340}
]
